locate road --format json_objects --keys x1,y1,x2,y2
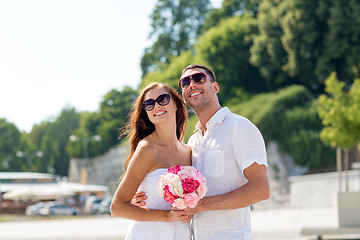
[
  {"x1": 1, "y1": 208, "x2": 359, "y2": 240},
  {"x1": 0, "y1": 215, "x2": 129, "y2": 240}
]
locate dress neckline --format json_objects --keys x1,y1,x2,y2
[{"x1": 147, "y1": 168, "x2": 168, "y2": 175}]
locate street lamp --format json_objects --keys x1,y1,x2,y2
[
  {"x1": 69, "y1": 134, "x2": 101, "y2": 159},
  {"x1": 16, "y1": 150, "x2": 43, "y2": 172},
  {"x1": 69, "y1": 134, "x2": 101, "y2": 213}
]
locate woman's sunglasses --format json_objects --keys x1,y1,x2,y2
[
  {"x1": 178, "y1": 72, "x2": 208, "y2": 90},
  {"x1": 142, "y1": 93, "x2": 171, "y2": 111}
]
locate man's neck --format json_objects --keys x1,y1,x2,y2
[{"x1": 195, "y1": 105, "x2": 221, "y2": 133}]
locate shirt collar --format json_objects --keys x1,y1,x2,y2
[{"x1": 194, "y1": 107, "x2": 231, "y2": 132}]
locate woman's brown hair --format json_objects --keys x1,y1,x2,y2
[{"x1": 121, "y1": 82, "x2": 188, "y2": 173}]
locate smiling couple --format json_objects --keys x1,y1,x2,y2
[{"x1": 110, "y1": 64, "x2": 269, "y2": 240}]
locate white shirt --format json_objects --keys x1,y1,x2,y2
[{"x1": 188, "y1": 107, "x2": 268, "y2": 240}]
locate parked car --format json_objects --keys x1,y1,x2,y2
[
  {"x1": 84, "y1": 196, "x2": 104, "y2": 214},
  {"x1": 39, "y1": 203, "x2": 79, "y2": 216},
  {"x1": 25, "y1": 202, "x2": 48, "y2": 216},
  {"x1": 98, "y1": 197, "x2": 111, "y2": 215}
]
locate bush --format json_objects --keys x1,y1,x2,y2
[{"x1": 228, "y1": 85, "x2": 335, "y2": 170}]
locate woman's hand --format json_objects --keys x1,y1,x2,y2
[
  {"x1": 166, "y1": 210, "x2": 193, "y2": 223},
  {"x1": 170, "y1": 197, "x2": 205, "y2": 217},
  {"x1": 131, "y1": 191, "x2": 147, "y2": 207}
]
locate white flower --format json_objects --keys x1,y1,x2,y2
[{"x1": 168, "y1": 175, "x2": 183, "y2": 197}]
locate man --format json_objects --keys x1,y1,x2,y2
[{"x1": 134, "y1": 64, "x2": 269, "y2": 239}]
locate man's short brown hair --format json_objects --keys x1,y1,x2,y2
[{"x1": 182, "y1": 64, "x2": 216, "y2": 82}]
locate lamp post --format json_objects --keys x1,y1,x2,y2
[
  {"x1": 69, "y1": 134, "x2": 101, "y2": 213},
  {"x1": 16, "y1": 150, "x2": 43, "y2": 172},
  {"x1": 69, "y1": 134, "x2": 101, "y2": 160}
]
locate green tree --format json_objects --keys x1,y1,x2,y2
[
  {"x1": 99, "y1": 87, "x2": 137, "y2": 144},
  {"x1": 202, "y1": 0, "x2": 262, "y2": 31},
  {"x1": 0, "y1": 119, "x2": 21, "y2": 171},
  {"x1": 141, "y1": 50, "x2": 194, "y2": 89},
  {"x1": 318, "y1": 72, "x2": 360, "y2": 190},
  {"x1": 318, "y1": 73, "x2": 357, "y2": 149},
  {"x1": 28, "y1": 107, "x2": 81, "y2": 175},
  {"x1": 141, "y1": 0, "x2": 212, "y2": 76},
  {"x1": 66, "y1": 111, "x2": 102, "y2": 159},
  {"x1": 250, "y1": 0, "x2": 291, "y2": 91},
  {"x1": 196, "y1": 15, "x2": 266, "y2": 103},
  {"x1": 67, "y1": 86, "x2": 138, "y2": 159},
  {"x1": 251, "y1": 0, "x2": 360, "y2": 93},
  {"x1": 231, "y1": 85, "x2": 334, "y2": 169},
  {"x1": 316, "y1": 0, "x2": 360, "y2": 82}
]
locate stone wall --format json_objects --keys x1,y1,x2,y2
[
  {"x1": 68, "y1": 145, "x2": 129, "y2": 194},
  {"x1": 255, "y1": 141, "x2": 308, "y2": 209}
]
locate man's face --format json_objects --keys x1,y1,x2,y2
[{"x1": 180, "y1": 68, "x2": 218, "y2": 111}]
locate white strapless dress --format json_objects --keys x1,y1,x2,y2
[{"x1": 125, "y1": 168, "x2": 191, "y2": 240}]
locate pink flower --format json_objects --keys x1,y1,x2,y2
[
  {"x1": 177, "y1": 170, "x2": 191, "y2": 181},
  {"x1": 158, "y1": 165, "x2": 207, "y2": 208},
  {"x1": 182, "y1": 178, "x2": 200, "y2": 193},
  {"x1": 172, "y1": 198, "x2": 187, "y2": 209},
  {"x1": 164, "y1": 185, "x2": 178, "y2": 204},
  {"x1": 183, "y1": 193, "x2": 200, "y2": 208},
  {"x1": 196, "y1": 183, "x2": 208, "y2": 198},
  {"x1": 168, "y1": 164, "x2": 181, "y2": 174}
]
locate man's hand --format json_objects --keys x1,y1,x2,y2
[{"x1": 131, "y1": 191, "x2": 147, "y2": 207}]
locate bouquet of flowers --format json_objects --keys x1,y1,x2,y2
[{"x1": 158, "y1": 164, "x2": 207, "y2": 209}]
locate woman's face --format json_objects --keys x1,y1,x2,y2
[{"x1": 143, "y1": 87, "x2": 177, "y2": 125}]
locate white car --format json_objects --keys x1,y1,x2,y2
[
  {"x1": 25, "y1": 202, "x2": 48, "y2": 216},
  {"x1": 39, "y1": 203, "x2": 79, "y2": 216}
]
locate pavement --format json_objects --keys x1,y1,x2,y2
[
  {"x1": 1, "y1": 207, "x2": 360, "y2": 240},
  {"x1": 252, "y1": 207, "x2": 333, "y2": 240},
  {"x1": 251, "y1": 207, "x2": 360, "y2": 240}
]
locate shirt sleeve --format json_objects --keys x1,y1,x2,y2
[{"x1": 232, "y1": 117, "x2": 268, "y2": 173}]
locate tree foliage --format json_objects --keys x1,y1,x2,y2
[
  {"x1": 202, "y1": 0, "x2": 262, "y2": 31},
  {"x1": 66, "y1": 87, "x2": 137, "y2": 159},
  {"x1": 318, "y1": 73, "x2": 360, "y2": 149},
  {"x1": 0, "y1": 119, "x2": 21, "y2": 171},
  {"x1": 141, "y1": 50, "x2": 194, "y2": 90},
  {"x1": 230, "y1": 85, "x2": 334, "y2": 169},
  {"x1": 250, "y1": 0, "x2": 360, "y2": 93},
  {"x1": 141, "y1": 0, "x2": 212, "y2": 76},
  {"x1": 21, "y1": 107, "x2": 81, "y2": 175},
  {"x1": 196, "y1": 15, "x2": 266, "y2": 104}
]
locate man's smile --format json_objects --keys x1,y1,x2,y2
[{"x1": 189, "y1": 90, "x2": 202, "y2": 98}]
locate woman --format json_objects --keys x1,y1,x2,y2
[{"x1": 110, "y1": 83, "x2": 192, "y2": 240}]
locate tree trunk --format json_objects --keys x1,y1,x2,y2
[
  {"x1": 344, "y1": 149, "x2": 350, "y2": 192},
  {"x1": 337, "y1": 147, "x2": 342, "y2": 192}
]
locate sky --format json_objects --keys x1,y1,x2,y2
[{"x1": 0, "y1": 0, "x2": 222, "y2": 133}]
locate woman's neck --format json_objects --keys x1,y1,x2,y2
[{"x1": 151, "y1": 121, "x2": 178, "y2": 147}]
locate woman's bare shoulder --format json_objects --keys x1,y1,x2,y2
[
  {"x1": 135, "y1": 138, "x2": 158, "y2": 157},
  {"x1": 129, "y1": 138, "x2": 158, "y2": 170}
]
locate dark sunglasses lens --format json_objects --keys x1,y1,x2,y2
[
  {"x1": 179, "y1": 73, "x2": 206, "y2": 89},
  {"x1": 180, "y1": 77, "x2": 190, "y2": 89},
  {"x1": 157, "y1": 94, "x2": 170, "y2": 106},
  {"x1": 192, "y1": 73, "x2": 205, "y2": 83},
  {"x1": 142, "y1": 94, "x2": 170, "y2": 111},
  {"x1": 142, "y1": 99, "x2": 155, "y2": 111}
]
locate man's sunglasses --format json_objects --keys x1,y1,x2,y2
[
  {"x1": 142, "y1": 93, "x2": 171, "y2": 111},
  {"x1": 179, "y1": 72, "x2": 208, "y2": 90}
]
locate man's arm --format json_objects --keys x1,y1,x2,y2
[{"x1": 171, "y1": 162, "x2": 269, "y2": 215}]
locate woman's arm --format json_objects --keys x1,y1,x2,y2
[{"x1": 110, "y1": 141, "x2": 188, "y2": 222}]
